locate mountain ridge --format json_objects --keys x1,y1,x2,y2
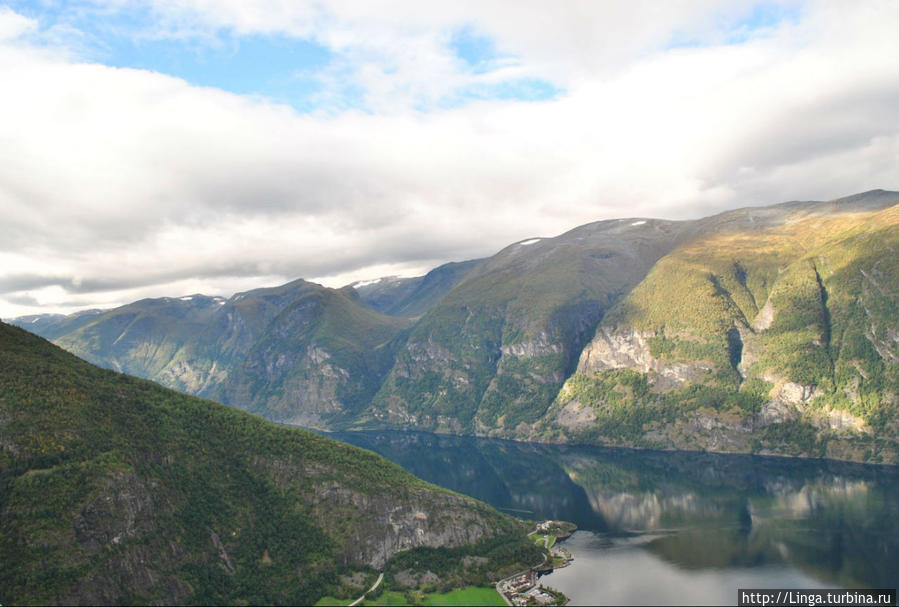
[{"x1": 11, "y1": 189, "x2": 899, "y2": 463}]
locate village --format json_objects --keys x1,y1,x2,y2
[{"x1": 496, "y1": 521, "x2": 576, "y2": 606}]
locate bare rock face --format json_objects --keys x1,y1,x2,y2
[
  {"x1": 394, "y1": 569, "x2": 441, "y2": 588},
  {"x1": 246, "y1": 454, "x2": 512, "y2": 571},
  {"x1": 814, "y1": 407, "x2": 870, "y2": 433},
  {"x1": 73, "y1": 471, "x2": 158, "y2": 549},
  {"x1": 66, "y1": 470, "x2": 192, "y2": 606},
  {"x1": 579, "y1": 327, "x2": 656, "y2": 372},
  {"x1": 578, "y1": 327, "x2": 713, "y2": 389},
  {"x1": 311, "y1": 483, "x2": 497, "y2": 569},
  {"x1": 499, "y1": 332, "x2": 563, "y2": 359},
  {"x1": 752, "y1": 299, "x2": 776, "y2": 332},
  {"x1": 774, "y1": 381, "x2": 823, "y2": 405},
  {"x1": 554, "y1": 400, "x2": 597, "y2": 433},
  {"x1": 756, "y1": 400, "x2": 803, "y2": 426}
]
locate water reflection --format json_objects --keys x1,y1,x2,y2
[{"x1": 330, "y1": 431, "x2": 899, "y2": 596}]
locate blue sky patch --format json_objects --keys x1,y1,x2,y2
[
  {"x1": 9, "y1": 1, "x2": 564, "y2": 112},
  {"x1": 725, "y1": 2, "x2": 801, "y2": 44},
  {"x1": 450, "y1": 25, "x2": 501, "y2": 73},
  {"x1": 10, "y1": 0, "x2": 334, "y2": 109},
  {"x1": 454, "y1": 78, "x2": 561, "y2": 105},
  {"x1": 666, "y1": 1, "x2": 801, "y2": 49}
]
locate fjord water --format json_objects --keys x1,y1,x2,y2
[{"x1": 331, "y1": 431, "x2": 899, "y2": 606}]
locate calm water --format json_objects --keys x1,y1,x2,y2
[{"x1": 330, "y1": 431, "x2": 899, "y2": 606}]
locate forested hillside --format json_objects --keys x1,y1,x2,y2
[{"x1": 0, "y1": 322, "x2": 534, "y2": 605}]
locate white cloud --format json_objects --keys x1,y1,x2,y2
[
  {"x1": 1, "y1": 1, "x2": 898, "y2": 318},
  {"x1": 0, "y1": 6, "x2": 36, "y2": 41}
]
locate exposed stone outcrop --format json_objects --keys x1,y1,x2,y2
[
  {"x1": 578, "y1": 327, "x2": 713, "y2": 389},
  {"x1": 752, "y1": 299, "x2": 776, "y2": 332},
  {"x1": 773, "y1": 381, "x2": 823, "y2": 405},
  {"x1": 554, "y1": 400, "x2": 597, "y2": 432},
  {"x1": 311, "y1": 483, "x2": 498, "y2": 569},
  {"x1": 499, "y1": 332, "x2": 562, "y2": 359}
]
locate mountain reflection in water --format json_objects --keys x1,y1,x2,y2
[{"x1": 330, "y1": 430, "x2": 899, "y2": 596}]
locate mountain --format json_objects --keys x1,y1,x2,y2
[
  {"x1": 52, "y1": 279, "x2": 321, "y2": 396},
  {"x1": 535, "y1": 191, "x2": 899, "y2": 463},
  {"x1": 11, "y1": 190, "x2": 899, "y2": 463},
  {"x1": 357, "y1": 190, "x2": 898, "y2": 462},
  {"x1": 353, "y1": 258, "x2": 482, "y2": 318},
  {"x1": 363, "y1": 221, "x2": 691, "y2": 435},
  {"x1": 12, "y1": 308, "x2": 104, "y2": 341},
  {"x1": 0, "y1": 321, "x2": 534, "y2": 605},
  {"x1": 220, "y1": 287, "x2": 411, "y2": 426},
  {"x1": 14, "y1": 280, "x2": 411, "y2": 429}
]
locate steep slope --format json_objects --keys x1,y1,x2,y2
[
  {"x1": 220, "y1": 287, "x2": 412, "y2": 427},
  {"x1": 49, "y1": 279, "x2": 323, "y2": 395},
  {"x1": 54, "y1": 294, "x2": 226, "y2": 383},
  {"x1": 353, "y1": 259, "x2": 482, "y2": 318},
  {"x1": 364, "y1": 222, "x2": 691, "y2": 435},
  {"x1": 0, "y1": 322, "x2": 531, "y2": 605},
  {"x1": 14, "y1": 280, "x2": 411, "y2": 427},
  {"x1": 538, "y1": 190, "x2": 899, "y2": 463}
]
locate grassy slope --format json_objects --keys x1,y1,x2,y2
[
  {"x1": 359, "y1": 587, "x2": 505, "y2": 606},
  {"x1": 0, "y1": 322, "x2": 529, "y2": 605},
  {"x1": 53, "y1": 295, "x2": 222, "y2": 380},
  {"x1": 551, "y1": 199, "x2": 899, "y2": 461}
]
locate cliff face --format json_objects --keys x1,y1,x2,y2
[
  {"x1": 310, "y1": 483, "x2": 498, "y2": 569},
  {"x1": 0, "y1": 322, "x2": 522, "y2": 605}
]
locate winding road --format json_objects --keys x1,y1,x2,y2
[{"x1": 349, "y1": 572, "x2": 384, "y2": 607}]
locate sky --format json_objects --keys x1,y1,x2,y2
[{"x1": 1, "y1": 0, "x2": 898, "y2": 319}]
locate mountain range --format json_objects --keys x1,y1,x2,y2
[{"x1": 12, "y1": 189, "x2": 899, "y2": 464}]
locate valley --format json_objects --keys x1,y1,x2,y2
[
  {"x1": 4, "y1": 3, "x2": 899, "y2": 604},
  {"x1": 4, "y1": 190, "x2": 899, "y2": 605},
  {"x1": 332, "y1": 429, "x2": 899, "y2": 606}
]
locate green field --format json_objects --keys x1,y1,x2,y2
[
  {"x1": 313, "y1": 598, "x2": 348, "y2": 606},
  {"x1": 316, "y1": 586, "x2": 505, "y2": 606},
  {"x1": 381, "y1": 587, "x2": 506, "y2": 606},
  {"x1": 528, "y1": 531, "x2": 556, "y2": 549}
]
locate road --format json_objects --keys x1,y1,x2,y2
[
  {"x1": 349, "y1": 572, "x2": 384, "y2": 607},
  {"x1": 496, "y1": 580, "x2": 514, "y2": 606}
]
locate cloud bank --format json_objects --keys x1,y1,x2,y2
[{"x1": 1, "y1": 1, "x2": 898, "y2": 317}]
